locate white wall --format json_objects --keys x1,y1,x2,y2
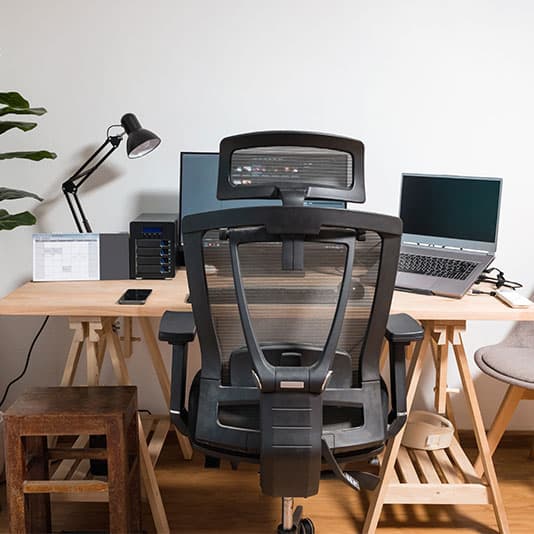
[{"x1": 2, "y1": 0, "x2": 534, "y2": 428}]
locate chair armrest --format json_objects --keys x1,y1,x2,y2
[
  {"x1": 386, "y1": 313, "x2": 423, "y2": 437},
  {"x1": 386, "y1": 313, "x2": 424, "y2": 344},
  {"x1": 158, "y1": 311, "x2": 196, "y2": 436},
  {"x1": 159, "y1": 311, "x2": 196, "y2": 345}
]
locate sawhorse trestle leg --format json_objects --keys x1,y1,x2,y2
[{"x1": 362, "y1": 321, "x2": 510, "y2": 534}]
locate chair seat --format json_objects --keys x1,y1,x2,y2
[
  {"x1": 188, "y1": 372, "x2": 388, "y2": 447},
  {"x1": 475, "y1": 345, "x2": 534, "y2": 389}
]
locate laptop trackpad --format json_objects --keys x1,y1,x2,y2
[{"x1": 396, "y1": 273, "x2": 435, "y2": 292}]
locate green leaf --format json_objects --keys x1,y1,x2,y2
[
  {"x1": 0, "y1": 209, "x2": 37, "y2": 230},
  {"x1": 0, "y1": 121, "x2": 37, "y2": 135},
  {"x1": 0, "y1": 187, "x2": 43, "y2": 202},
  {"x1": 0, "y1": 150, "x2": 57, "y2": 161},
  {"x1": 0, "y1": 92, "x2": 29, "y2": 108},
  {"x1": 0, "y1": 107, "x2": 47, "y2": 117}
]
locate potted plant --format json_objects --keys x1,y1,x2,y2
[
  {"x1": 0, "y1": 91, "x2": 56, "y2": 230},
  {"x1": 0, "y1": 90, "x2": 56, "y2": 480}
]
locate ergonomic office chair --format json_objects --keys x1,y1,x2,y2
[{"x1": 160, "y1": 131, "x2": 423, "y2": 533}]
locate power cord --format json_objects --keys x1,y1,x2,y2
[
  {"x1": 0, "y1": 315, "x2": 49, "y2": 409},
  {"x1": 474, "y1": 267, "x2": 522, "y2": 290},
  {"x1": 470, "y1": 289, "x2": 497, "y2": 296}
]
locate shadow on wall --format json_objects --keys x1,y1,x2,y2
[
  {"x1": 0, "y1": 316, "x2": 71, "y2": 409},
  {"x1": 33, "y1": 144, "x2": 123, "y2": 230},
  {"x1": 133, "y1": 191, "x2": 179, "y2": 215}
]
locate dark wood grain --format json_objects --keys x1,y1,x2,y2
[{"x1": 3, "y1": 386, "x2": 140, "y2": 533}]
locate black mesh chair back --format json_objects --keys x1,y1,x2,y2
[{"x1": 201, "y1": 227, "x2": 383, "y2": 389}]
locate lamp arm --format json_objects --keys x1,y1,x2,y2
[
  {"x1": 64, "y1": 138, "x2": 113, "y2": 188},
  {"x1": 63, "y1": 189, "x2": 84, "y2": 233},
  {"x1": 62, "y1": 135, "x2": 122, "y2": 191},
  {"x1": 61, "y1": 135, "x2": 122, "y2": 233}
]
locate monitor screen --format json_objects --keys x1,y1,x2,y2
[
  {"x1": 179, "y1": 152, "x2": 345, "y2": 243},
  {"x1": 400, "y1": 173, "x2": 502, "y2": 246}
]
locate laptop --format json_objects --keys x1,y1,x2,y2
[{"x1": 395, "y1": 173, "x2": 502, "y2": 298}]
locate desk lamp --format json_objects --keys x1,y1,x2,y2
[{"x1": 62, "y1": 113, "x2": 161, "y2": 232}]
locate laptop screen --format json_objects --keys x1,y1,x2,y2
[{"x1": 400, "y1": 173, "x2": 502, "y2": 252}]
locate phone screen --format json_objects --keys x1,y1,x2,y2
[{"x1": 119, "y1": 289, "x2": 152, "y2": 304}]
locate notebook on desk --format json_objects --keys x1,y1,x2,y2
[{"x1": 395, "y1": 173, "x2": 502, "y2": 298}]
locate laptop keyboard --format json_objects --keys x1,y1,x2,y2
[{"x1": 398, "y1": 253, "x2": 478, "y2": 280}]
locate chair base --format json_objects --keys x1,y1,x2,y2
[{"x1": 277, "y1": 497, "x2": 315, "y2": 534}]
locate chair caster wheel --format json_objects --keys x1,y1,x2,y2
[
  {"x1": 277, "y1": 524, "x2": 296, "y2": 533},
  {"x1": 277, "y1": 518, "x2": 315, "y2": 534},
  {"x1": 299, "y1": 518, "x2": 315, "y2": 534},
  {"x1": 369, "y1": 456, "x2": 380, "y2": 467},
  {"x1": 204, "y1": 455, "x2": 220, "y2": 468}
]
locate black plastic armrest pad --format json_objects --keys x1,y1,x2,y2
[
  {"x1": 158, "y1": 311, "x2": 196, "y2": 345},
  {"x1": 386, "y1": 313, "x2": 424, "y2": 344}
]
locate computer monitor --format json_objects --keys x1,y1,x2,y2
[{"x1": 179, "y1": 152, "x2": 346, "y2": 245}]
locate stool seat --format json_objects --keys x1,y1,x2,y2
[
  {"x1": 475, "y1": 345, "x2": 534, "y2": 389},
  {"x1": 6, "y1": 385, "x2": 138, "y2": 416},
  {"x1": 4, "y1": 386, "x2": 141, "y2": 534}
]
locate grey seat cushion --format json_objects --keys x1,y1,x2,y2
[{"x1": 475, "y1": 345, "x2": 534, "y2": 389}]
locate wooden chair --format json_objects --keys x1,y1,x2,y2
[
  {"x1": 3, "y1": 386, "x2": 140, "y2": 533},
  {"x1": 474, "y1": 319, "x2": 534, "y2": 475}
]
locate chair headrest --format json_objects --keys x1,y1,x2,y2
[{"x1": 217, "y1": 131, "x2": 365, "y2": 206}]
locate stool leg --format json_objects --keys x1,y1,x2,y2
[
  {"x1": 474, "y1": 384, "x2": 524, "y2": 476},
  {"x1": 128, "y1": 414, "x2": 142, "y2": 533},
  {"x1": 106, "y1": 418, "x2": 130, "y2": 533},
  {"x1": 25, "y1": 436, "x2": 51, "y2": 533},
  {"x1": 6, "y1": 421, "x2": 27, "y2": 534},
  {"x1": 5, "y1": 430, "x2": 51, "y2": 534}
]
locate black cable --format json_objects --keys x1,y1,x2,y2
[
  {"x1": 470, "y1": 289, "x2": 497, "y2": 296},
  {"x1": 475, "y1": 267, "x2": 522, "y2": 290},
  {"x1": 0, "y1": 315, "x2": 49, "y2": 409}
]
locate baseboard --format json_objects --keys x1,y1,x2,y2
[{"x1": 458, "y1": 429, "x2": 534, "y2": 449}]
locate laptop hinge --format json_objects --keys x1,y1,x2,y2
[{"x1": 403, "y1": 241, "x2": 490, "y2": 255}]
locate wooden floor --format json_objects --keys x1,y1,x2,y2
[{"x1": 2, "y1": 434, "x2": 534, "y2": 533}]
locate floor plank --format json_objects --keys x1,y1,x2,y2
[{"x1": 1, "y1": 434, "x2": 534, "y2": 533}]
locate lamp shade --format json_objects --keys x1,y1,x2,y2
[{"x1": 121, "y1": 113, "x2": 161, "y2": 158}]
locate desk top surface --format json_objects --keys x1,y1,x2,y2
[
  {"x1": 0, "y1": 271, "x2": 191, "y2": 318},
  {"x1": 1, "y1": 269, "x2": 533, "y2": 321}
]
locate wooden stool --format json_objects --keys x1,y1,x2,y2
[{"x1": 4, "y1": 386, "x2": 141, "y2": 534}]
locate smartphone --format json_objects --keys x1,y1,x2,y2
[{"x1": 118, "y1": 288, "x2": 152, "y2": 305}]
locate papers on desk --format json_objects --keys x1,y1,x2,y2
[{"x1": 33, "y1": 233, "x2": 100, "y2": 281}]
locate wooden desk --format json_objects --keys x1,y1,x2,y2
[
  {"x1": 0, "y1": 271, "x2": 192, "y2": 534},
  {"x1": 369, "y1": 288, "x2": 534, "y2": 534},
  {"x1": 0, "y1": 270, "x2": 190, "y2": 317},
  {"x1": 2, "y1": 273, "x2": 531, "y2": 533}
]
